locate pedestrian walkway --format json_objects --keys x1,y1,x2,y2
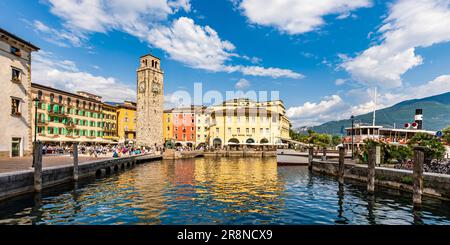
[{"x1": 0, "y1": 155, "x2": 112, "y2": 174}]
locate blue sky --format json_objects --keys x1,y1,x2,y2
[{"x1": 1, "y1": 0, "x2": 450, "y2": 127}]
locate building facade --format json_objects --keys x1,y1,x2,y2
[
  {"x1": 162, "y1": 99, "x2": 291, "y2": 148},
  {"x1": 102, "y1": 103, "x2": 119, "y2": 142},
  {"x1": 116, "y1": 101, "x2": 137, "y2": 144},
  {"x1": 31, "y1": 83, "x2": 109, "y2": 145},
  {"x1": 172, "y1": 107, "x2": 196, "y2": 147},
  {"x1": 136, "y1": 54, "x2": 164, "y2": 147},
  {"x1": 195, "y1": 106, "x2": 210, "y2": 146},
  {"x1": 0, "y1": 28, "x2": 39, "y2": 157},
  {"x1": 163, "y1": 109, "x2": 174, "y2": 142},
  {"x1": 209, "y1": 99, "x2": 290, "y2": 148}
]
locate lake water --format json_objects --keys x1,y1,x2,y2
[{"x1": 1, "y1": 157, "x2": 450, "y2": 225}]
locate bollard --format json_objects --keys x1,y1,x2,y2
[
  {"x1": 308, "y1": 147, "x2": 314, "y2": 171},
  {"x1": 33, "y1": 142, "x2": 43, "y2": 192},
  {"x1": 73, "y1": 143, "x2": 79, "y2": 181},
  {"x1": 413, "y1": 147, "x2": 425, "y2": 208},
  {"x1": 367, "y1": 146, "x2": 376, "y2": 194},
  {"x1": 338, "y1": 146, "x2": 345, "y2": 185}
]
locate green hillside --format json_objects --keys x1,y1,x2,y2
[{"x1": 308, "y1": 92, "x2": 450, "y2": 135}]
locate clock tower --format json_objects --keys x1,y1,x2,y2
[{"x1": 136, "y1": 54, "x2": 164, "y2": 147}]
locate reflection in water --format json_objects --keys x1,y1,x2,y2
[
  {"x1": 0, "y1": 157, "x2": 449, "y2": 225},
  {"x1": 367, "y1": 195, "x2": 376, "y2": 225},
  {"x1": 336, "y1": 183, "x2": 348, "y2": 225}
]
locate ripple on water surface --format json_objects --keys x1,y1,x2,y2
[{"x1": 0, "y1": 157, "x2": 449, "y2": 225}]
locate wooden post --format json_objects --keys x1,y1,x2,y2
[
  {"x1": 73, "y1": 143, "x2": 79, "y2": 181},
  {"x1": 322, "y1": 147, "x2": 327, "y2": 161},
  {"x1": 33, "y1": 142, "x2": 43, "y2": 192},
  {"x1": 338, "y1": 146, "x2": 345, "y2": 185},
  {"x1": 413, "y1": 146, "x2": 424, "y2": 208},
  {"x1": 308, "y1": 147, "x2": 314, "y2": 171},
  {"x1": 367, "y1": 145, "x2": 376, "y2": 194}
]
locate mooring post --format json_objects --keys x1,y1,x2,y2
[
  {"x1": 308, "y1": 147, "x2": 312, "y2": 170},
  {"x1": 33, "y1": 142, "x2": 43, "y2": 192},
  {"x1": 367, "y1": 145, "x2": 376, "y2": 194},
  {"x1": 338, "y1": 146, "x2": 345, "y2": 185},
  {"x1": 413, "y1": 146, "x2": 425, "y2": 208},
  {"x1": 73, "y1": 143, "x2": 79, "y2": 181}
]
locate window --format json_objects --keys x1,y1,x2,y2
[
  {"x1": 216, "y1": 128, "x2": 219, "y2": 133},
  {"x1": 237, "y1": 128, "x2": 241, "y2": 134},
  {"x1": 260, "y1": 128, "x2": 263, "y2": 134},
  {"x1": 11, "y1": 98, "x2": 21, "y2": 116},
  {"x1": 58, "y1": 95, "x2": 63, "y2": 104},
  {"x1": 11, "y1": 67, "x2": 21, "y2": 82},
  {"x1": 67, "y1": 98, "x2": 71, "y2": 105},
  {"x1": 246, "y1": 128, "x2": 249, "y2": 134},
  {"x1": 50, "y1": 94, "x2": 54, "y2": 103},
  {"x1": 37, "y1": 90, "x2": 43, "y2": 100},
  {"x1": 252, "y1": 128, "x2": 255, "y2": 134},
  {"x1": 228, "y1": 128, "x2": 231, "y2": 134},
  {"x1": 10, "y1": 46, "x2": 21, "y2": 56}
]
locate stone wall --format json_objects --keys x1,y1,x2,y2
[
  {"x1": 0, "y1": 154, "x2": 162, "y2": 201},
  {"x1": 312, "y1": 160, "x2": 450, "y2": 200}
]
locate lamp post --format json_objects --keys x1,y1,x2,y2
[
  {"x1": 351, "y1": 115, "x2": 355, "y2": 160},
  {"x1": 32, "y1": 97, "x2": 40, "y2": 167}
]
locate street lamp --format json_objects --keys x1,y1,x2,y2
[
  {"x1": 32, "y1": 97, "x2": 40, "y2": 167},
  {"x1": 350, "y1": 115, "x2": 355, "y2": 160}
]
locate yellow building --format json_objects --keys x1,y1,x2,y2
[
  {"x1": 209, "y1": 98, "x2": 290, "y2": 148},
  {"x1": 101, "y1": 103, "x2": 119, "y2": 142},
  {"x1": 116, "y1": 101, "x2": 136, "y2": 144},
  {"x1": 163, "y1": 109, "x2": 174, "y2": 142},
  {"x1": 31, "y1": 83, "x2": 110, "y2": 145}
]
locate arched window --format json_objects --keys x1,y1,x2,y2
[
  {"x1": 151, "y1": 60, "x2": 155, "y2": 67},
  {"x1": 155, "y1": 61, "x2": 158, "y2": 68},
  {"x1": 67, "y1": 98, "x2": 71, "y2": 105},
  {"x1": 37, "y1": 90, "x2": 42, "y2": 100},
  {"x1": 83, "y1": 101, "x2": 86, "y2": 109},
  {"x1": 58, "y1": 95, "x2": 63, "y2": 104},
  {"x1": 76, "y1": 99, "x2": 80, "y2": 108},
  {"x1": 50, "y1": 93, "x2": 54, "y2": 103}
]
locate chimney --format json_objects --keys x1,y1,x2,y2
[{"x1": 415, "y1": 109, "x2": 423, "y2": 130}]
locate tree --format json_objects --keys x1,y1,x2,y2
[
  {"x1": 408, "y1": 133, "x2": 446, "y2": 163},
  {"x1": 443, "y1": 126, "x2": 450, "y2": 145},
  {"x1": 331, "y1": 135, "x2": 342, "y2": 147}
]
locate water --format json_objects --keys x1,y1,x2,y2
[{"x1": 1, "y1": 157, "x2": 450, "y2": 225}]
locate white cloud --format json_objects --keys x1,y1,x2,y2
[
  {"x1": 341, "y1": 0, "x2": 450, "y2": 88},
  {"x1": 235, "y1": 78, "x2": 251, "y2": 89},
  {"x1": 147, "y1": 17, "x2": 303, "y2": 78},
  {"x1": 286, "y1": 95, "x2": 347, "y2": 126},
  {"x1": 147, "y1": 17, "x2": 236, "y2": 72},
  {"x1": 238, "y1": 0, "x2": 372, "y2": 34},
  {"x1": 44, "y1": 1, "x2": 302, "y2": 79},
  {"x1": 335, "y1": 78, "x2": 346, "y2": 86},
  {"x1": 33, "y1": 20, "x2": 84, "y2": 47},
  {"x1": 33, "y1": 51, "x2": 135, "y2": 102},
  {"x1": 46, "y1": 0, "x2": 190, "y2": 36}
]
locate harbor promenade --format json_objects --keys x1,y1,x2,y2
[{"x1": 0, "y1": 155, "x2": 112, "y2": 174}]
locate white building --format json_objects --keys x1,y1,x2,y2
[{"x1": 0, "y1": 28, "x2": 39, "y2": 157}]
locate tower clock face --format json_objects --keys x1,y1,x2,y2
[
  {"x1": 139, "y1": 81, "x2": 146, "y2": 93},
  {"x1": 152, "y1": 82, "x2": 160, "y2": 94}
]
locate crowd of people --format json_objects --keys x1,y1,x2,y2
[{"x1": 40, "y1": 143, "x2": 163, "y2": 158}]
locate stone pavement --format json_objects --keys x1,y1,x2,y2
[{"x1": 0, "y1": 155, "x2": 112, "y2": 173}]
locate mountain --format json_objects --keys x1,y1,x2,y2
[{"x1": 306, "y1": 92, "x2": 450, "y2": 135}]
